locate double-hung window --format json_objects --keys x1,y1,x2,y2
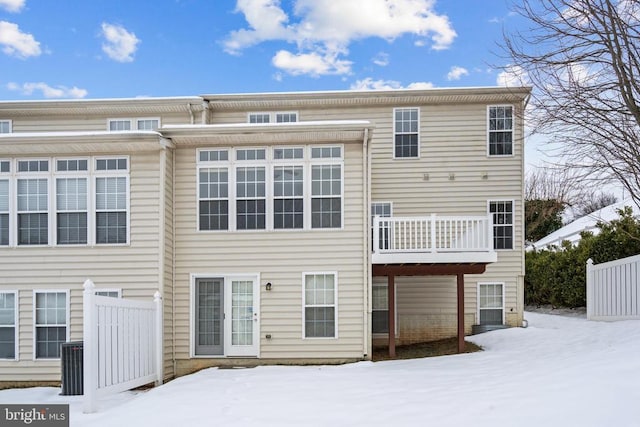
[
  {"x1": 489, "y1": 200, "x2": 514, "y2": 250},
  {"x1": 236, "y1": 149, "x2": 266, "y2": 230},
  {"x1": 393, "y1": 107, "x2": 419, "y2": 158},
  {"x1": 56, "y1": 159, "x2": 88, "y2": 245},
  {"x1": 136, "y1": 118, "x2": 160, "y2": 131},
  {"x1": 0, "y1": 291, "x2": 16, "y2": 359},
  {"x1": 273, "y1": 148, "x2": 304, "y2": 229},
  {"x1": 34, "y1": 290, "x2": 68, "y2": 359},
  {"x1": 488, "y1": 106, "x2": 514, "y2": 156},
  {"x1": 108, "y1": 119, "x2": 132, "y2": 131},
  {"x1": 304, "y1": 273, "x2": 336, "y2": 338},
  {"x1": 0, "y1": 120, "x2": 11, "y2": 134},
  {"x1": 17, "y1": 160, "x2": 49, "y2": 245},
  {"x1": 371, "y1": 202, "x2": 392, "y2": 250},
  {"x1": 311, "y1": 147, "x2": 342, "y2": 229},
  {"x1": 372, "y1": 282, "x2": 389, "y2": 334},
  {"x1": 275, "y1": 112, "x2": 297, "y2": 123},
  {"x1": 95, "y1": 158, "x2": 129, "y2": 244},
  {"x1": 478, "y1": 283, "x2": 504, "y2": 325},
  {"x1": 0, "y1": 160, "x2": 9, "y2": 246},
  {"x1": 248, "y1": 113, "x2": 270, "y2": 124},
  {"x1": 199, "y1": 150, "x2": 229, "y2": 231}
]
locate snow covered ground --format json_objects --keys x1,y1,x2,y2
[{"x1": 2, "y1": 311, "x2": 639, "y2": 427}]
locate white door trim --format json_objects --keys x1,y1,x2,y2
[{"x1": 190, "y1": 273, "x2": 261, "y2": 358}]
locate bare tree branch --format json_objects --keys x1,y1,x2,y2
[{"x1": 502, "y1": 0, "x2": 640, "y2": 207}]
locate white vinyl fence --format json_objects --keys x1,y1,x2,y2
[
  {"x1": 586, "y1": 255, "x2": 640, "y2": 321},
  {"x1": 82, "y1": 279, "x2": 163, "y2": 413}
]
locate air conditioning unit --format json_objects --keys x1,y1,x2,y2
[{"x1": 60, "y1": 341, "x2": 83, "y2": 395}]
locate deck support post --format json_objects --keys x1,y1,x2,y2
[
  {"x1": 457, "y1": 273, "x2": 465, "y2": 353},
  {"x1": 388, "y1": 274, "x2": 396, "y2": 358}
]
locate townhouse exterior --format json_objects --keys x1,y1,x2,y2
[{"x1": 0, "y1": 86, "x2": 530, "y2": 382}]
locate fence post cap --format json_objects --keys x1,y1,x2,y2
[
  {"x1": 83, "y1": 279, "x2": 95, "y2": 290},
  {"x1": 153, "y1": 291, "x2": 162, "y2": 302},
  {"x1": 587, "y1": 258, "x2": 594, "y2": 265}
]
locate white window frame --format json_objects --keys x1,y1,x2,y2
[
  {"x1": 247, "y1": 112, "x2": 299, "y2": 124},
  {"x1": 33, "y1": 289, "x2": 70, "y2": 361},
  {"x1": 0, "y1": 156, "x2": 131, "y2": 247},
  {"x1": 0, "y1": 290, "x2": 18, "y2": 361},
  {"x1": 195, "y1": 146, "x2": 343, "y2": 232},
  {"x1": 0, "y1": 120, "x2": 12, "y2": 134},
  {"x1": 197, "y1": 165, "x2": 230, "y2": 232},
  {"x1": 393, "y1": 107, "x2": 420, "y2": 159},
  {"x1": 275, "y1": 112, "x2": 298, "y2": 123},
  {"x1": 235, "y1": 164, "x2": 267, "y2": 231},
  {"x1": 371, "y1": 201, "x2": 392, "y2": 251},
  {"x1": 310, "y1": 145, "x2": 344, "y2": 230},
  {"x1": 135, "y1": 117, "x2": 161, "y2": 131},
  {"x1": 16, "y1": 159, "x2": 51, "y2": 246},
  {"x1": 487, "y1": 105, "x2": 515, "y2": 157},
  {"x1": 95, "y1": 288, "x2": 122, "y2": 298},
  {"x1": 488, "y1": 199, "x2": 515, "y2": 251},
  {"x1": 107, "y1": 119, "x2": 133, "y2": 132},
  {"x1": 94, "y1": 156, "x2": 130, "y2": 245},
  {"x1": 371, "y1": 280, "x2": 398, "y2": 337},
  {"x1": 477, "y1": 282, "x2": 505, "y2": 325},
  {"x1": 247, "y1": 112, "x2": 271, "y2": 124},
  {"x1": 189, "y1": 272, "x2": 261, "y2": 358},
  {"x1": 108, "y1": 118, "x2": 160, "y2": 132},
  {"x1": 302, "y1": 272, "x2": 338, "y2": 339},
  {"x1": 273, "y1": 147, "x2": 305, "y2": 230},
  {"x1": 0, "y1": 161, "x2": 10, "y2": 246},
  {"x1": 54, "y1": 157, "x2": 90, "y2": 246}
]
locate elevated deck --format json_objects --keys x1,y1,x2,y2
[{"x1": 372, "y1": 214, "x2": 497, "y2": 265}]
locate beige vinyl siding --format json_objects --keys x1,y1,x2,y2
[
  {"x1": 209, "y1": 99, "x2": 524, "y2": 340},
  {"x1": 0, "y1": 152, "x2": 165, "y2": 381},
  {"x1": 161, "y1": 148, "x2": 174, "y2": 378},
  {"x1": 301, "y1": 102, "x2": 524, "y2": 339},
  {"x1": 8, "y1": 111, "x2": 192, "y2": 133},
  {"x1": 172, "y1": 142, "x2": 366, "y2": 367}
]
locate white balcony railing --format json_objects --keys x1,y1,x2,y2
[{"x1": 372, "y1": 214, "x2": 497, "y2": 264}]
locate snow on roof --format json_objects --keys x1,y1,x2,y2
[
  {"x1": 0, "y1": 130, "x2": 161, "y2": 138},
  {"x1": 531, "y1": 198, "x2": 640, "y2": 250},
  {"x1": 162, "y1": 120, "x2": 374, "y2": 130}
]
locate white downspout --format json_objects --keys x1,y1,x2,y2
[
  {"x1": 187, "y1": 104, "x2": 195, "y2": 124},
  {"x1": 201, "y1": 100, "x2": 210, "y2": 124},
  {"x1": 170, "y1": 139, "x2": 177, "y2": 377},
  {"x1": 362, "y1": 127, "x2": 372, "y2": 359}
]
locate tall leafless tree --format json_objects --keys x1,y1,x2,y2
[
  {"x1": 525, "y1": 168, "x2": 586, "y2": 206},
  {"x1": 502, "y1": 0, "x2": 640, "y2": 207}
]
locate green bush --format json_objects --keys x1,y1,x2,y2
[{"x1": 525, "y1": 207, "x2": 640, "y2": 308}]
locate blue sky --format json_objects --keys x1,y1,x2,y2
[{"x1": 0, "y1": 0, "x2": 526, "y2": 100}]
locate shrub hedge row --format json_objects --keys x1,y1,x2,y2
[{"x1": 525, "y1": 207, "x2": 640, "y2": 308}]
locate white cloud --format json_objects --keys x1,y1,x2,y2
[
  {"x1": 0, "y1": 0, "x2": 24, "y2": 12},
  {"x1": 0, "y1": 21, "x2": 41, "y2": 58},
  {"x1": 7, "y1": 81, "x2": 88, "y2": 98},
  {"x1": 446, "y1": 65, "x2": 469, "y2": 81},
  {"x1": 224, "y1": 0, "x2": 456, "y2": 76},
  {"x1": 372, "y1": 52, "x2": 389, "y2": 67},
  {"x1": 100, "y1": 23, "x2": 140, "y2": 63},
  {"x1": 350, "y1": 78, "x2": 433, "y2": 91},
  {"x1": 272, "y1": 49, "x2": 352, "y2": 76},
  {"x1": 406, "y1": 81, "x2": 435, "y2": 90},
  {"x1": 496, "y1": 65, "x2": 529, "y2": 87}
]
